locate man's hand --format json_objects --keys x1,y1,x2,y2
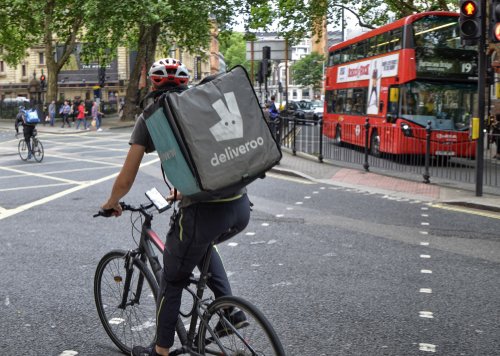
[
  {"x1": 167, "y1": 189, "x2": 182, "y2": 202},
  {"x1": 100, "y1": 201, "x2": 122, "y2": 217}
]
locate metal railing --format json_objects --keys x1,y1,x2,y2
[{"x1": 271, "y1": 116, "x2": 500, "y2": 192}]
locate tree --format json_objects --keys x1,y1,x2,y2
[
  {"x1": 291, "y1": 52, "x2": 325, "y2": 95},
  {"x1": 0, "y1": 0, "x2": 84, "y2": 103},
  {"x1": 219, "y1": 32, "x2": 250, "y2": 72}
]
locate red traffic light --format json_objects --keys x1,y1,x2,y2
[
  {"x1": 40, "y1": 75, "x2": 46, "y2": 81},
  {"x1": 461, "y1": 0, "x2": 477, "y2": 16}
]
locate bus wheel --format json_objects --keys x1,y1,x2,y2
[
  {"x1": 370, "y1": 130, "x2": 381, "y2": 157},
  {"x1": 334, "y1": 125, "x2": 342, "y2": 146}
]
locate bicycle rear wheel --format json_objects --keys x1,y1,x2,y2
[
  {"x1": 18, "y1": 139, "x2": 29, "y2": 161},
  {"x1": 32, "y1": 138, "x2": 44, "y2": 162},
  {"x1": 198, "y1": 295, "x2": 285, "y2": 356},
  {"x1": 94, "y1": 250, "x2": 159, "y2": 354}
]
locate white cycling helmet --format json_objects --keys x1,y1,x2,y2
[{"x1": 148, "y1": 58, "x2": 190, "y2": 89}]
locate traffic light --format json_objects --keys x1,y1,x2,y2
[
  {"x1": 40, "y1": 74, "x2": 46, "y2": 90},
  {"x1": 491, "y1": 0, "x2": 500, "y2": 42},
  {"x1": 98, "y1": 67, "x2": 106, "y2": 87},
  {"x1": 459, "y1": 0, "x2": 481, "y2": 45}
]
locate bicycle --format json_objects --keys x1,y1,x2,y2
[
  {"x1": 17, "y1": 129, "x2": 44, "y2": 162},
  {"x1": 93, "y1": 189, "x2": 285, "y2": 355}
]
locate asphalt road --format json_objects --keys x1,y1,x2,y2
[{"x1": 0, "y1": 128, "x2": 499, "y2": 356}]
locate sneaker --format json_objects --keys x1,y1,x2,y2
[
  {"x1": 214, "y1": 309, "x2": 249, "y2": 338},
  {"x1": 97, "y1": 128, "x2": 103, "y2": 131},
  {"x1": 27, "y1": 154, "x2": 32, "y2": 160},
  {"x1": 131, "y1": 345, "x2": 157, "y2": 356}
]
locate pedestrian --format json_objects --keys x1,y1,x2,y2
[
  {"x1": 91, "y1": 101, "x2": 103, "y2": 132},
  {"x1": 268, "y1": 95, "x2": 279, "y2": 138},
  {"x1": 48, "y1": 100, "x2": 56, "y2": 126},
  {"x1": 75, "y1": 101, "x2": 88, "y2": 130},
  {"x1": 100, "y1": 57, "x2": 250, "y2": 356},
  {"x1": 60, "y1": 100, "x2": 72, "y2": 128},
  {"x1": 71, "y1": 100, "x2": 78, "y2": 122},
  {"x1": 492, "y1": 114, "x2": 500, "y2": 159}
]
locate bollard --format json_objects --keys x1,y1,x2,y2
[
  {"x1": 363, "y1": 118, "x2": 370, "y2": 171},
  {"x1": 292, "y1": 116, "x2": 297, "y2": 155},
  {"x1": 423, "y1": 120, "x2": 431, "y2": 183},
  {"x1": 318, "y1": 119, "x2": 324, "y2": 163}
]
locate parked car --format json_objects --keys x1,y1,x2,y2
[{"x1": 283, "y1": 100, "x2": 321, "y2": 124}]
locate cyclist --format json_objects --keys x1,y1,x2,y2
[
  {"x1": 101, "y1": 58, "x2": 251, "y2": 356},
  {"x1": 15, "y1": 105, "x2": 36, "y2": 159}
]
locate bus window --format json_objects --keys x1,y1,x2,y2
[{"x1": 387, "y1": 29, "x2": 402, "y2": 51}]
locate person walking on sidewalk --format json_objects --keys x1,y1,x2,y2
[
  {"x1": 492, "y1": 114, "x2": 500, "y2": 159},
  {"x1": 60, "y1": 100, "x2": 72, "y2": 128},
  {"x1": 48, "y1": 101, "x2": 56, "y2": 127},
  {"x1": 75, "y1": 101, "x2": 88, "y2": 130},
  {"x1": 91, "y1": 101, "x2": 103, "y2": 131}
]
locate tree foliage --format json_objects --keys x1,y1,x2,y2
[
  {"x1": 219, "y1": 32, "x2": 250, "y2": 72},
  {"x1": 290, "y1": 52, "x2": 325, "y2": 93}
]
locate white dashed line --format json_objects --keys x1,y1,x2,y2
[
  {"x1": 419, "y1": 311, "x2": 434, "y2": 319},
  {"x1": 419, "y1": 343, "x2": 436, "y2": 352},
  {"x1": 420, "y1": 242, "x2": 429, "y2": 246},
  {"x1": 245, "y1": 232, "x2": 255, "y2": 236},
  {"x1": 419, "y1": 231, "x2": 429, "y2": 235},
  {"x1": 276, "y1": 214, "x2": 284, "y2": 217},
  {"x1": 261, "y1": 223, "x2": 269, "y2": 226},
  {"x1": 419, "y1": 288, "x2": 432, "y2": 294},
  {"x1": 227, "y1": 242, "x2": 238, "y2": 247},
  {"x1": 421, "y1": 269, "x2": 432, "y2": 274},
  {"x1": 420, "y1": 254, "x2": 431, "y2": 259},
  {"x1": 421, "y1": 222, "x2": 430, "y2": 226}
]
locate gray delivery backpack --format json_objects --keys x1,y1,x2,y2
[{"x1": 143, "y1": 65, "x2": 282, "y2": 200}]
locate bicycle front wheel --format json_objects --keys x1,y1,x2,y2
[
  {"x1": 198, "y1": 295, "x2": 285, "y2": 356},
  {"x1": 18, "y1": 139, "x2": 29, "y2": 161},
  {"x1": 32, "y1": 138, "x2": 44, "y2": 162},
  {"x1": 94, "y1": 250, "x2": 159, "y2": 354}
]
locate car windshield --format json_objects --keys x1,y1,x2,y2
[
  {"x1": 298, "y1": 101, "x2": 312, "y2": 110},
  {"x1": 311, "y1": 100, "x2": 323, "y2": 108}
]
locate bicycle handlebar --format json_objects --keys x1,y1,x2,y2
[{"x1": 93, "y1": 201, "x2": 170, "y2": 218}]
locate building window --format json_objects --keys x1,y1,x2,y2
[
  {"x1": 22, "y1": 64, "x2": 26, "y2": 77},
  {"x1": 39, "y1": 52, "x2": 44, "y2": 65}
]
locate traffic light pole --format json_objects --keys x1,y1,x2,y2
[{"x1": 475, "y1": 0, "x2": 486, "y2": 196}]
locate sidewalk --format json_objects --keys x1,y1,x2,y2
[{"x1": 2, "y1": 115, "x2": 499, "y2": 213}]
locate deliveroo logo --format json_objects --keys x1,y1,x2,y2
[
  {"x1": 210, "y1": 92, "x2": 243, "y2": 141},
  {"x1": 209, "y1": 91, "x2": 264, "y2": 167}
]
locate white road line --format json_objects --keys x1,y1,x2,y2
[
  {"x1": 419, "y1": 311, "x2": 434, "y2": 319},
  {"x1": 419, "y1": 231, "x2": 429, "y2": 235},
  {"x1": 421, "y1": 222, "x2": 430, "y2": 226},
  {"x1": 419, "y1": 343, "x2": 436, "y2": 352},
  {"x1": 419, "y1": 288, "x2": 432, "y2": 294},
  {"x1": 421, "y1": 269, "x2": 433, "y2": 274},
  {"x1": 1, "y1": 182, "x2": 74, "y2": 192},
  {"x1": 420, "y1": 242, "x2": 429, "y2": 246},
  {"x1": 0, "y1": 158, "x2": 159, "y2": 220},
  {"x1": 420, "y1": 254, "x2": 431, "y2": 259},
  {"x1": 0, "y1": 166, "x2": 80, "y2": 185}
]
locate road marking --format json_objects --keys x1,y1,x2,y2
[
  {"x1": 420, "y1": 288, "x2": 432, "y2": 294},
  {"x1": 266, "y1": 172, "x2": 314, "y2": 184},
  {"x1": 0, "y1": 158, "x2": 159, "y2": 220},
  {"x1": 420, "y1": 242, "x2": 429, "y2": 246},
  {"x1": 420, "y1": 254, "x2": 431, "y2": 259},
  {"x1": 419, "y1": 231, "x2": 429, "y2": 235},
  {"x1": 431, "y1": 203, "x2": 500, "y2": 220},
  {"x1": 0, "y1": 166, "x2": 80, "y2": 185},
  {"x1": 421, "y1": 269, "x2": 432, "y2": 274},
  {"x1": 421, "y1": 222, "x2": 430, "y2": 226},
  {"x1": 419, "y1": 343, "x2": 436, "y2": 352},
  {"x1": 419, "y1": 311, "x2": 434, "y2": 319}
]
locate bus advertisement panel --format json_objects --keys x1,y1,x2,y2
[{"x1": 323, "y1": 12, "x2": 477, "y2": 158}]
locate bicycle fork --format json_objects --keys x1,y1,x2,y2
[{"x1": 118, "y1": 251, "x2": 145, "y2": 309}]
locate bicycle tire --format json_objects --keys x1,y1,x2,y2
[
  {"x1": 94, "y1": 249, "x2": 159, "y2": 354},
  {"x1": 18, "y1": 139, "x2": 29, "y2": 161},
  {"x1": 32, "y1": 138, "x2": 44, "y2": 162},
  {"x1": 198, "y1": 295, "x2": 286, "y2": 356}
]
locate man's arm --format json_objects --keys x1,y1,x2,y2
[{"x1": 101, "y1": 143, "x2": 145, "y2": 216}]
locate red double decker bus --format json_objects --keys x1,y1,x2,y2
[{"x1": 323, "y1": 11, "x2": 477, "y2": 158}]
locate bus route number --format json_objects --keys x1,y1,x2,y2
[{"x1": 461, "y1": 63, "x2": 473, "y2": 73}]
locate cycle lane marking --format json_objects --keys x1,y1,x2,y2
[{"x1": 0, "y1": 157, "x2": 159, "y2": 220}]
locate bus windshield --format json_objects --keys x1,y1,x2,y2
[
  {"x1": 398, "y1": 81, "x2": 477, "y2": 130},
  {"x1": 413, "y1": 15, "x2": 462, "y2": 49}
]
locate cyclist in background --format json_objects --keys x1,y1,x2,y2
[
  {"x1": 101, "y1": 58, "x2": 251, "y2": 356},
  {"x1": 15, "y1": 105, "x2": 36, "y2": 159}
]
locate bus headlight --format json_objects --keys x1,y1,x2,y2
[{"x1": 401, "y1": 122, "x2": 413, "y2": 137}]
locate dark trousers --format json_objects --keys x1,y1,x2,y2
[
  {"x1": 23, "y1": 126, "x2": 35, "y2": 153},
  {"x1": 156, "y1": 194, "x2": 250, "y2": 348},
  {"x1": 61, "y1": 114, "x2": 71, "y2": 127}
]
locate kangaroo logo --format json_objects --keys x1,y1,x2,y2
[{"x1": 210, "y1": 92, "x2": 243, "y2": 142}]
